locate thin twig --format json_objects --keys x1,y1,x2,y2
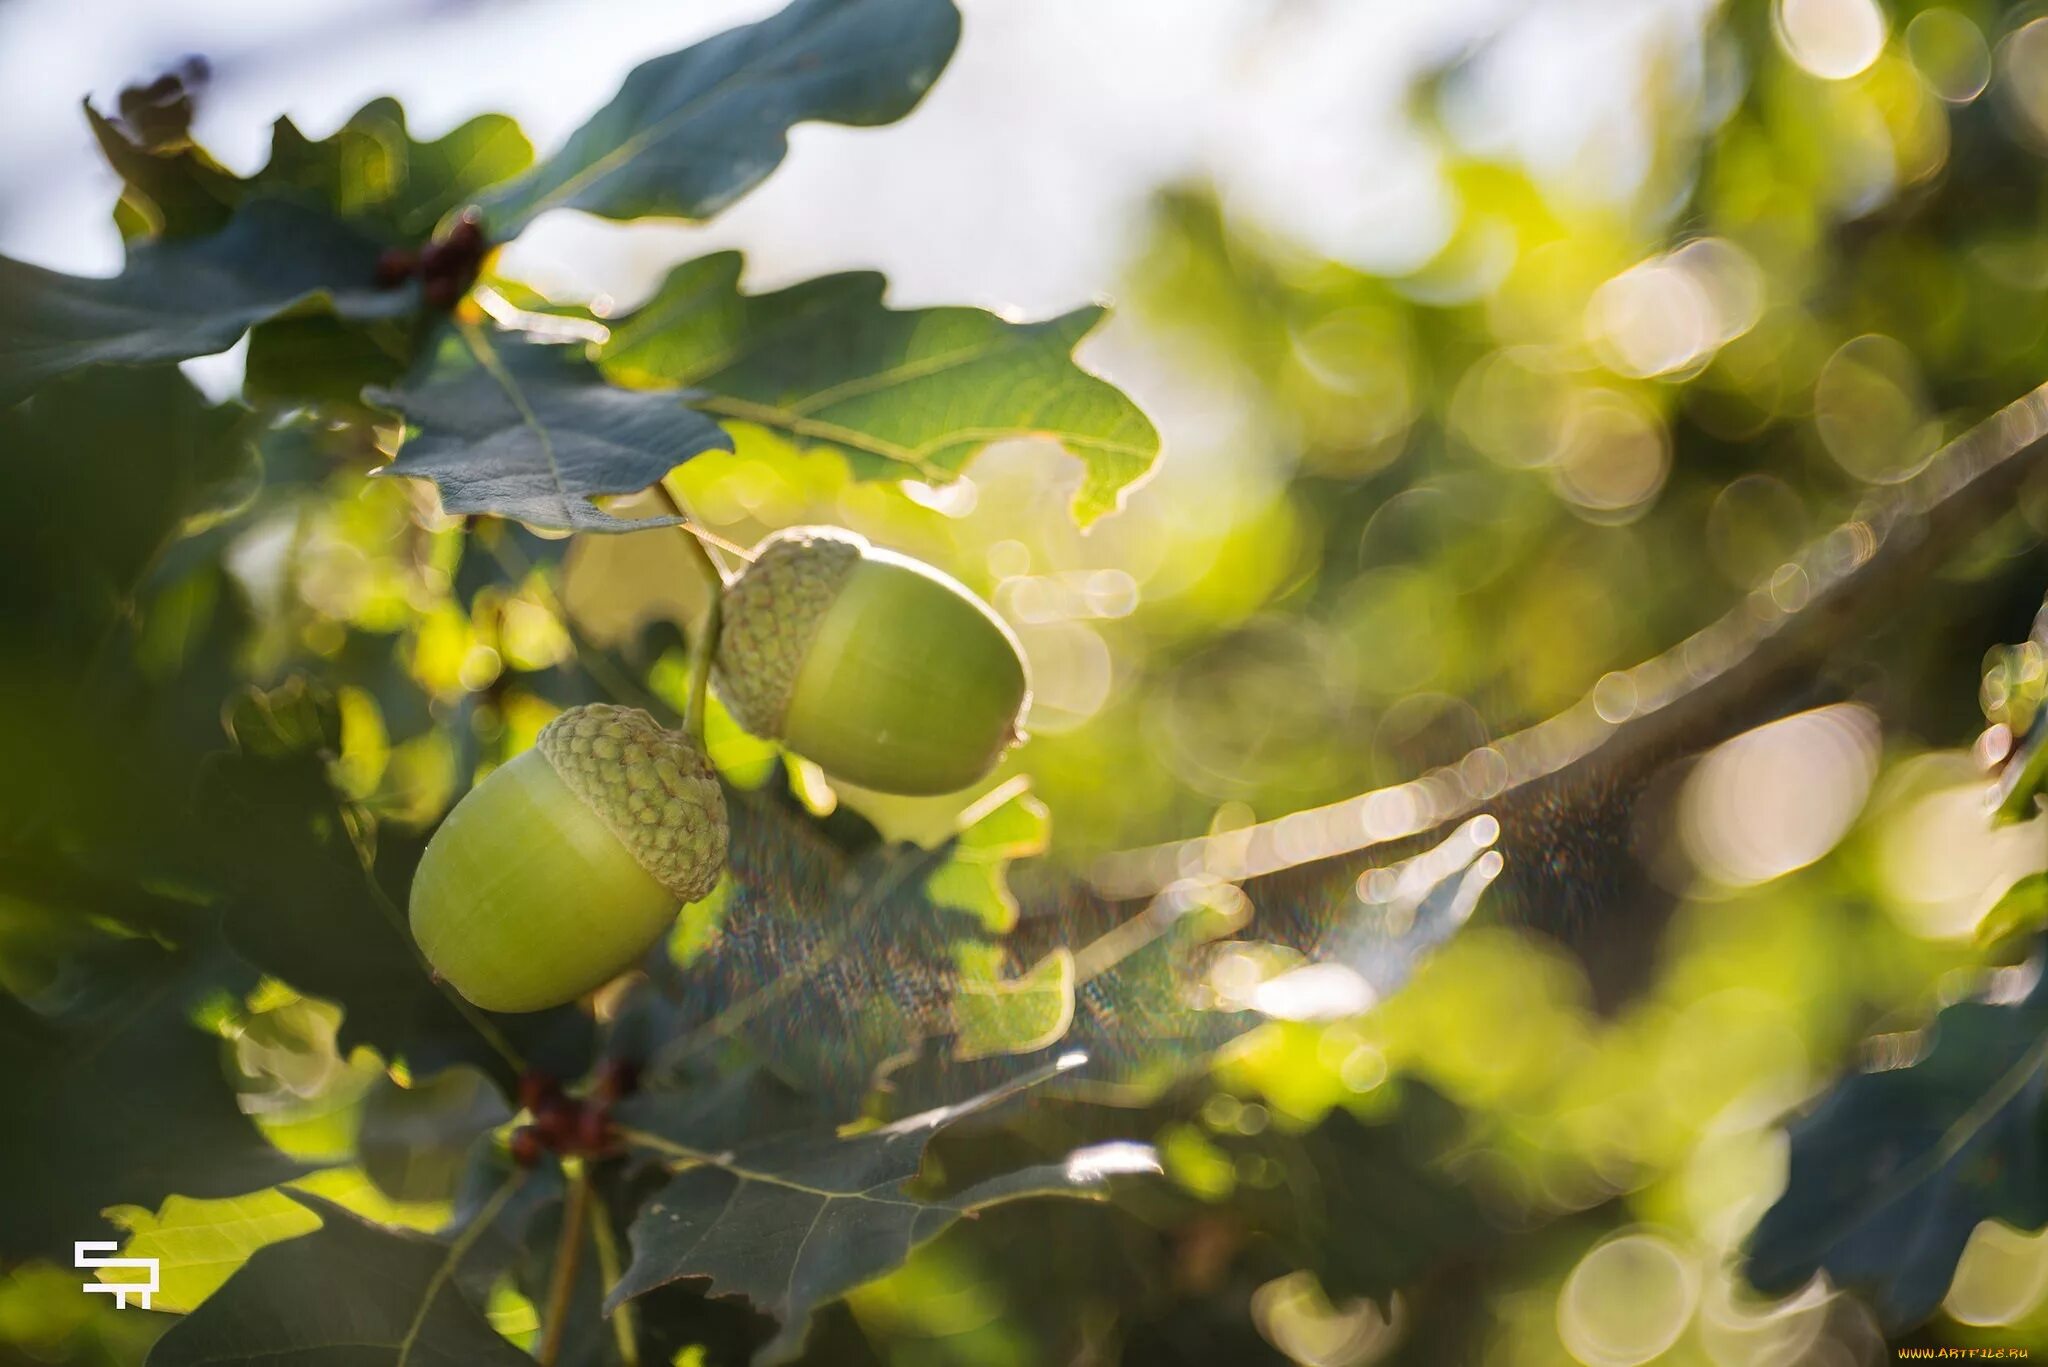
[
  {"x1": 1090, "y1": 378, "x2": 2048, "y2": 898},
  {"x1": 586, "y1": 1176, "x2": 641, "y2": 1367},
  {"x1": 651, "y1": 481, "x2": 728, "y2": 749},
  {"x1": 613, "y1": 1125, "x2": 718, "y2": 1167},
  {"x1": 537, "y1": 1163, "x2": 593, "y2": 1367}
]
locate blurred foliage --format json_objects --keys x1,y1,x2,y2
[{"x1": 13, "y1": 0, "x2": 2048, "y2": 1363}]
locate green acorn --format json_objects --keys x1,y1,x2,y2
[
  {"x1": 409, "y1": 703, "x2": 726, "y2": 1013},
  {"x1": 714, "y1": 526, "x2": 1030, "y2": 796}
]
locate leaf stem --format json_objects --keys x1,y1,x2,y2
[
  {"x1": 586, "y1": 1175, "x2": 641, "y2": 1367},
  {"x1": 652, "y1": 480, "x2": 726, "y2": 749},
  {"x1": 612, "y1": 1124, "x2": 718, "y2": 1167},
  {"x1": 537, "y1": 1163, "x2": 592, "y2": 1367}
]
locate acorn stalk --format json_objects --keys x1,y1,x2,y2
[
  {"x1": 714, "y1": 527, "x2": 1030, "y2": 796},
  {"x1": 409, "y1": 704, "x2": 726, "y2": 1013}
]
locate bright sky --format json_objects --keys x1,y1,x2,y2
[{"x1": 0, "y1": 0, "x2": 1712, "y2": 319}]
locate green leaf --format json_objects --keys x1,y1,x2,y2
[
  {"x1": 258, "y1": 98, "x2": 533, "y2": 241},
  {"x1": 95, "y1": 1170, "x2": 454, "y2": 1315},
  {"x1": 1745, "y1": 968, "x2": 2048, "y2": 1329},
  {"x1": 90, "y1": 95, "x2": 532, "y2": 245},
  {"x1": 481, "y1": 0, "x2": 960, "y2": 234},
  {"x1": 0, "y1": 923, "x2": 308, "y2": 1262},
  {"x1": 600, "y1": 252, "x2": 1161, "y2": 526},
  {"x1": 147, "y1": 1192, "x2": 536, "y2": 1367},
  {"x1": 610, "y1": 1054, "x2": 1154, "y2": 1363},
  {"x1": 86, "y1": 101, "x2": 240, "y2": 238},
  {"x1": 950, "y1": 949, "x2": 1075, "y2": 1062},
  {"x1": 925, "y1": 780, "x2": 1051, "y2": 933},
  {"x1": 100, "y1": 1189, "x2": 324, "y2": 1315},
  {"x1": 1979, "y1": 873, "x2": 2048, "y2": 953},
  {"x1": 358, "y1": 1068, "x2": 514, "y2": 1204},
  {"x1": 74, "y1": 97, "x2": 534, "y2": 412},
  {"x1": 1995, "y1": 717, "x2": 2048, "y2": 824},
  {"x1": 0, "y1": 198, "x2": 407, "y2": 405},
  {"x1": 372, "y1": 331, "x2": 732, "y2": 531}
]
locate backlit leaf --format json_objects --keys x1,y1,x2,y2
[
  {"x1": 601, "y1": 252, "x2": 1160, "y2": 525},
  {"x1": 148, "y1": 1192, "x2": 535, "y2": 1367},
  {"x1": 0, "y1": 928, "x2": 307, "y2": 1263}
]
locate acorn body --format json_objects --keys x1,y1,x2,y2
[
  {"x1": 715, "y1": 528, "x2": 1029, "y2": 795},
  {"x1": 409, "y1": 704, "x2": 726, "y2": 1013}
]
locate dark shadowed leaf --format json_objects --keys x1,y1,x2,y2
[
  {"x1": 1745, "y1": 967, "x2": 2048, "y2": 1329},
  {"x1": 481, "y1": 0, "x2": 959, "y2": 234},
  {"x1": 0, "y1": 925, "x2": 308, "y2": 1262},
  {"x1": 243, "y1": 310, "x2": 421, "y2": 413},
  {"x1": 258, "y1": 98, "x2": 533, "y2": 241},
  {"x1": 86, "y1": 101, "x2": 240, "y2": 238},
  {"x1": 0, "y1": 366, "x2": 257, "y2": 652},
  {"x1": 1197, "y1": 1098, "x2": 1482, "y2": 1302},
  {"x1": 371, "y1": 332, "x2": 732, "y2": 531},
  {"x1": 358, "y1": 1068, "x2": 513, "y2": 1204},
  {"x1": 610, "y1": 1054, "x2": 1155, "y2": 1363},
  {"x1": 147, "y1": 1192, "x2": 535, "y2": 1367},
  {"x1": 89, "y1": 94, "x2": 531, "y2": 245},
  {"x1": 611, "y1": 1060, "x2": 831, "y2": 1157},
  {"x1": 0, "y1": 198, "x2": 407, "y2": 404},
  {"x1": 601, "y1": 252, "x2": 1160, "y2": 526}
]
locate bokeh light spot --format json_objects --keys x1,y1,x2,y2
[
  {"x1": 2000, "y1": 20, "x2": 2048, "y2": 148},
  {"x1": 1551, "y1": 391, "x2": 1671, "y2": 521},
  {"x1": 1906, "y1": 9, "x2": 1991, "y2": 104},
  {"x1": 1814, "y1": 334, "x2": 1941, "y2": 484},
  {"x1": 1679, "y1": 704, "x2": 1879, "y2": 887},
  {"x1": 1946, "y1": 1220, "x2": 2048, "y2": 1326},
  {"x1": 1877, "y1": 754, "x2": 2048, "y2": 939},
  {"x1": 1774, "y1": 0, "x2": 1887, "y2": 81},
  {"x1": 1557, "y1": 1232, "x2": 1700, "y2": 1367},
  {"x1": 1253, "y1": 1272, "x2": 1403, "y2": 1367},
  {"x1": 1588, "y1": 238, "x2": 1763, "y2": 379}
]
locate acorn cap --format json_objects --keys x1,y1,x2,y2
[
  {"x1": 535, "y1": 703, "x2": 725, "y2": 904},
  {"x1": 713, "y1": 526, "x2": 862, "y2": 737}
]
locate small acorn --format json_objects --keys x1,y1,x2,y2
[
  {"x1": 715, "y1": 527, "x2": 1030, "y2": 796},
  {"x1": 409, "y1": 703, "x2": 726, "y2": 1013}
]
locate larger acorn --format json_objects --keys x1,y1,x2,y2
[
  {"x1": 715, "y1": 527, "x2": 1030, "y2": 796},
  {"x1": 409, "y1": 704, "x2": 726, "y2": 1013}
]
